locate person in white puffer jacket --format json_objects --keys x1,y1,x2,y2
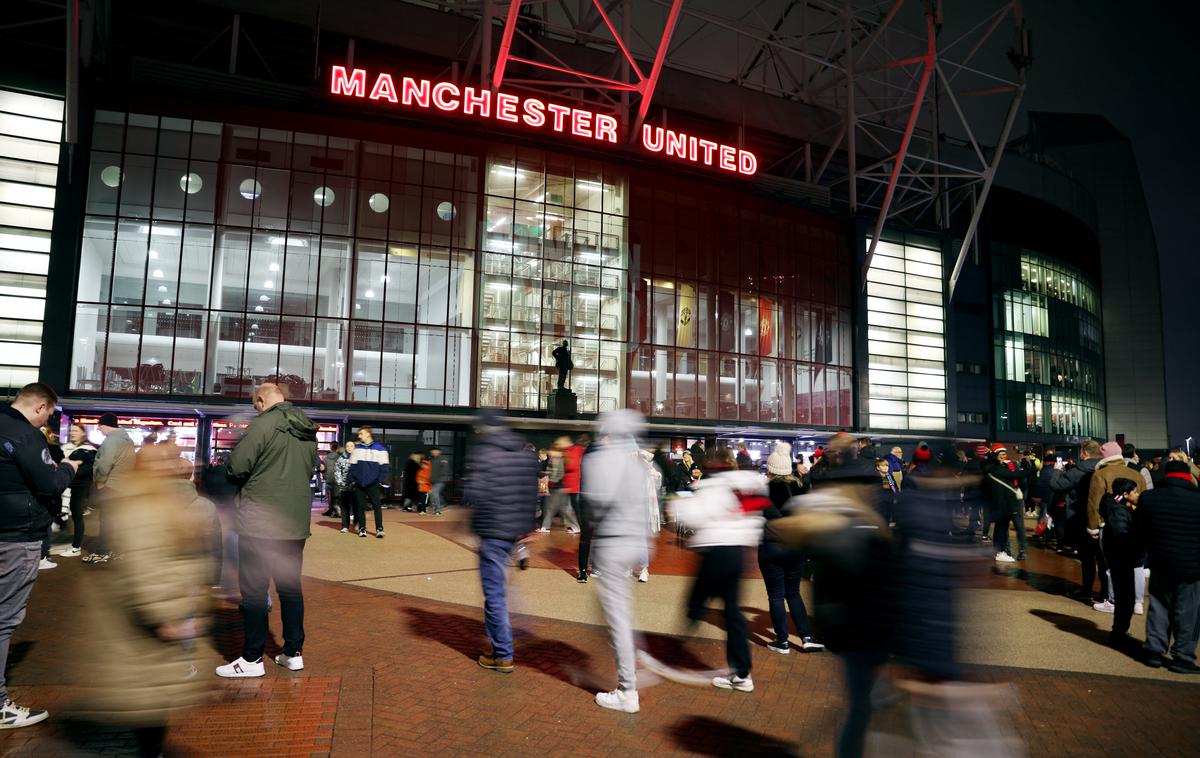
[{"x1": 672, "y1": 449, "x2": 767, "y2": 693}]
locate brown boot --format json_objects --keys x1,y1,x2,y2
[{"x1": 477, "y1": 654, "x2": 514, "y2": 673}]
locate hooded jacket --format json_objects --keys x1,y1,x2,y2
[
  {"x1": 0, "y1": 404, "x2": 74, "y2": 542},
  {"x1": 1087, "y1": 455, "x2": 1146, "y2": 533},
  {"x1": 465, "y1": 428, "x2": 538, "y2": 541},
  {"x1": 1050, "y1": 456, "x2": 1098, "y2": 520},
  {"x1": 226, "y1": 401, "x2": 318, "y2": 539},
  {"x1": 583, "y1": 411, "x2": 652, "y2": 543}
]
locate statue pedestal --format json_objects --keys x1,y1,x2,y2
[{"x1": 547, "y1": 388, "x2": 578, "y2": 419}]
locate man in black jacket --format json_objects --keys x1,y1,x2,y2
[
  {"x1": 1050, "y1": 440, "x2": 1105, "y2": 599},
  {"x1": 465, "y1": 410, "x2": 537, "y2": 673},
  {"x1": 0, "y1": 383, "x2": 78, "y2": 728},
  {"x1": 1136, "y1": 461, "x2": 1200, "y2": 673}
]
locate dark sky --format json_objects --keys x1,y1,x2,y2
[{"x1": 996, "y1": 1, "x2": 1200, "y2": 447}]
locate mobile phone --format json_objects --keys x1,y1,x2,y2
[{"x1": 1056, "y1": 457, "x2": 1063, "y2": 465}]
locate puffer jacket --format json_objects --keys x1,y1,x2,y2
[
  {"x1": 349, "y1": 440, "x2": 390, "y2": 488},
  {"x1": 94, "y1": 428, "x2": 136, "y2": 493},
  {"x1": 677, "y1": 469, "x2": 766, "y2": 549},
  {"x1": 1136, "y1": 477, "x2": 1200, "y2": 581},
  {"x1": 465, "y1": 428, "x2": 538, "y2": 542},
  {"x1": 227, "y1": 401, "x2": 318, "y2": 539}
]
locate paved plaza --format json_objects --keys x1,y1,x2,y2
[{"x1": 2, "y1": 504, "x2": 1198, "y2": 757}]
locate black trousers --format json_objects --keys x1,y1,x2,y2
[
  {"x1": 238, "y1": 536, "x2": 306, "y2": 659},
  {"x1": 69, "y1": 486, "x2": 89, "y2": 549},
  {"x1": 340, "y1": 489, "x2": 357, "y2": 529},
  {"x1": 357, "y1": 483, "x2": 383, "y2": 531},
  {"x1": 1102, "y1": 530, "x2": 1136, "y2": 638},
  {"x1": 991, "y1": 497, "x2": 1026, "y2": 555},
  {"x1": 1048, "y1": 503, "x2": 1068, "y2": 548},
  {"x1": 687, "y1": 545, "x2": 751, "y2": 678},
  {"x1": 576, "y1": 496, "x2": 592, "y2": 573},
  {"x1": 1078, "y1": 529, "x2": 1109, "y2": 599}
]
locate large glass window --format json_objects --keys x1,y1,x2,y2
[
  {"x1": 72, "y1": 112, "x2": 476, "y2": 406},
  {"x1": 865, "y1": 238, "x2": 947, "y2": 432},
  {"x1": 477, "y1": 150, "x2": 628, "y2": 413}
]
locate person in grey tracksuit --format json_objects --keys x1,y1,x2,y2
[{"x1": 583, "y1": 410, "x2": 652, "y2": 714}]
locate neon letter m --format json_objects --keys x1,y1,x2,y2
[{"x1": 330, "y1": 66, "x2": 367, "y2": 98}]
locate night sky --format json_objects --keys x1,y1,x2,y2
[{"x1": 1001, "y1": 1, "x2": 1200, "y2": 448}]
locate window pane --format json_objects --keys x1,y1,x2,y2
[
  {"x1": 313, "y1": 319, "x2": 347, "y2": 401},
  {"x1": 381, "y1": 323, "x2": 414, "y2": 404},
  {"x1": 350, "y1": 321, "x2": 381, "y2": 402},
  {"x1": 79, "y1": 217, "x2": 115, "y2": 302},
  {"x1": 112, "y1": 221, "x2": 149, "y2": 305},
  {"x1": 70, "y1": 303, "x2": 108, "y2": 391}
]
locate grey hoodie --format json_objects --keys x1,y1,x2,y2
[
  {"x1": 582, "y1": 411, "x2": 651, "y2": 543},
  {"x1": 94, "y1": 428, "x2": 136, "y2": 493}
]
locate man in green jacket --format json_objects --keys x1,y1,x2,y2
[{"x1": 216, "y1": 383, "x2": 317, "y2": 679}]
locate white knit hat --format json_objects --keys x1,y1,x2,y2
[{"x1": 767, "y1": 442, "x2": 793, "y2": 476}]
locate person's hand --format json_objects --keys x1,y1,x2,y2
[
  {"x1": 1053, "y1": 460, "x2": 1065, "y2": 471},
  {"x1": 64, "y1": 459, "x2": 82, "y2": 472},
  {"x1": 155, "y1": 619, "x2": 197, "y2": 641}
]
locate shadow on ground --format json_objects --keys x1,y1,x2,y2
[
  {"x1": 402, "y1": 605, "x2": 600, "y2": 693},
  {"x1": 669, "y1": 715, "x2": 800, "y2": 756}
]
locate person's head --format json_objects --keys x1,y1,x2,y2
[
  {"x1": 714, "y1": 447, "x2": 737, "y2": 468},
  {"x1": 576, "y1": 432, "x2": 591, "y2": 447},
  {"x1": 858, "y1": 437, "x2": 872, "y2": 450},
  {"x1": 992, "y1": 443, "x2": 1009, "y2": 462},
  {"x1": 40, "y1": 426, "x2": 59, "y2": 445},
  {"x1": 1045, "y1": 447, "x2": 1056, "y2": 459},
  {"x1": 11, "y1": 382, "x2": 58, "y2": 428},
  {"x1": 344, "y1": 440, "x2": 356, "y2": 454},
  {"x1": 890, "y1": 446, "x2": 902, "y2": 458},
  {"x1": 253, "y1": 383, "x2": 286, "y2": 413},
  {"x1": 1122, "y1": 443, "x2": 1139, "y2": 463},
  {"x1": 737, "y1": 443, "x2": 747, "y2": 453},
  {"x1": 553, "y1": 435, "x2": 572, "y2": 451},
  {"x1": 68, "y1": 423, "x2": 87, "y2": 445},
  {"x1": 331, "y1": 442, "x2": 343, "y2": 453},
  {"x1": 562, "y1": 339, "x2": 568, "y2": 347},
  {"x1": 357, "y1": 425, "x2": 374, "y2": 444},
  {"x1": 876, "y1": 459, "x2": 890, "y2": 475},
  {"x1": 429, "y1": 446, "x2": 441, "y2": 457},
  {"x1": 1167, "y1": 448, "x2": 1189, "y2": 463},
  {"x1": 1080, "y1": 439, "x2": 1102, "y2": 460},
  {"x1": 682, "y1": 450, "x2": 693, "y2": 465}
]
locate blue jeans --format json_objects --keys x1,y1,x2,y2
[
  {"x1": 429, "y1": 482, "x2": 445, "y2": 514},
  {"x1": 478, "y1": 538, "x2": 515, "y2": 660},
  {"x1": 757, "y1": 541, "x2": 813, "y2": 642}
]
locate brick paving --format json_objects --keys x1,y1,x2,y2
[{"x1": 3, "y1": 511, "x2": 1199, "y2": 757}]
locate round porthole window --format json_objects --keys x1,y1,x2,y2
[
  {"x1": 100, "y1": 165, "x2": 123, "y2": 188},
  {"x1": 239, "y1": 178, "x2": 262, "y2": 200},
  {"x1": 436, "y1": 201, "x2": 457, "y2": 221},
  {"x1": 313, "y1": 186, "x2": 336, "y2": 207},
  {"x1": 179, "y1": 173, "x2": 203, "y2": 194},
  {"x1": 368, "y1": 192, "x2": 390, "y2": 213}
]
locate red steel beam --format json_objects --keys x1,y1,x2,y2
[
  {"x1": 591, "y1": 0, "x2": 646, "y2": 82},
  {"x1": 491, "y1": 0, "x2": 524, "y2": 90},
  {"x1": 632, "y1": 0, "x2": 685, "y2": 133}
]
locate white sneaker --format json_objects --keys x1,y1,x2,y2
[
  {"x1": 800, "y1": 636, "x2": 826, "y2": 652},
  {"x1": 594, "y1": 688, "x2": 640, "y2": 713},
  {"x1": 0, "y1": 698, "x2": 49, "y2": 729},
  {"x1": 713, "y1": 674, "x2": 754, "y2": 692},
  {"x1": 57, "y1": 546, "x2": 82, "y2": 557},
  {"x1": 637, "y1": 567, "x2": 649, "y2": 583},
  {"x1": 38, "y1": 558, "x2": 57, "y2": 570},
  {"x1": 994, "y1": 552, "x2": 1016, "y2": 563},
  {"x1": 1134, "y1": 602, "x2": 1144, "y2": 615},
  {"x1": 273, "y1": 653, "x2": 304, "y2": 671},
  {"x1": 1092, "y1": 600, "x2": 1115, "y2": 614},
  {"x1": 215, "y1": 657, "x2": 265, "y2": 678}
]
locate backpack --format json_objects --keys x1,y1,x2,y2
[{"x1": 1100, "y1": 478, "x2": 1139, "y2": 536}]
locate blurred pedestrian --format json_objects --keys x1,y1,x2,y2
[
  {"x1": 70, "y1": 441, "x2": 214, "y2": 756},
  {"x1": 584, "y1": 410, "x2": 652, "y2": 712},
  {"x1": 467, "y1": 410, "x2": 538, "y2": 674},
  {"x1": 636, "y1": 448, "x2": 662, "y2": 582},
  {"x1": 675, "y1": 449, "x2": 766, "y2": 693},
  {"x1": 759, "y1": 442, "x2": 823, "y2": 655},
  {"x1": 415, "y1": 453, "x2": 432, "y2": 514},
  {"x1": 0, "y1": 383, "x2": 78, "y2": 728},
  {"x1": 402, "y1": 452, "x2": 421, "y2": 512},
  {"x1": 84, "y1": 412, "x2": 135, "y2": 564},
  {"x1": 216, "y1": 383, "x2": 317, "y2": 678},
  {"x1": 320, "y1": 442, "x2": 343, "y2": 518},
  {"x1": 337, "y1": 441, "x2": 357, "y2": 533}
]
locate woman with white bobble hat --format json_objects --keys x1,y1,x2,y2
[{"x1": 758, "y1": 442, "x2": 824, "y2": 654}]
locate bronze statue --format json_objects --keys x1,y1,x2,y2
[{"x1": 551, "y1": 340, "x2": 573, "y2": 390}]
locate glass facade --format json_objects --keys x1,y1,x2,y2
[
  {"x1": 72, "y1": 112, "x2": 475, "y2": 405},
  {"x1": 478, "y1": 148, "x2": 627, "y2": 413},
  {"x1": 992, "y1": 245, "x2": 1105, "y2": 437},
  {"x1": 68, "y1": 109, "x2": 853, "y2": 429},
  {"x1": 0, "y1": 90, "x2": 63, "y2": 389},
  {"x1": 864, "y1": 238, "x2": 947, "y2": 432},
  {"x1": 627, "y1": 184, "x2": 853, "y2": 425}
]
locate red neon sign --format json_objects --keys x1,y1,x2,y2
[{"x1": 329, "y1": 66, "x2": 757, "y2": 177}]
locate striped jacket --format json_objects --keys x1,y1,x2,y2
[{"x1": 349, "y1": 441, "x2": 390, "y2": 488}]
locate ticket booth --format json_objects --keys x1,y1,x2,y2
[{"x1": 66, "y1": 414, "x2": 200, "y2": 463}]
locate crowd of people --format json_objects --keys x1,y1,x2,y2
[{"x1": 3, "y1": 379, "x2": 1199, "y2": 757}]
